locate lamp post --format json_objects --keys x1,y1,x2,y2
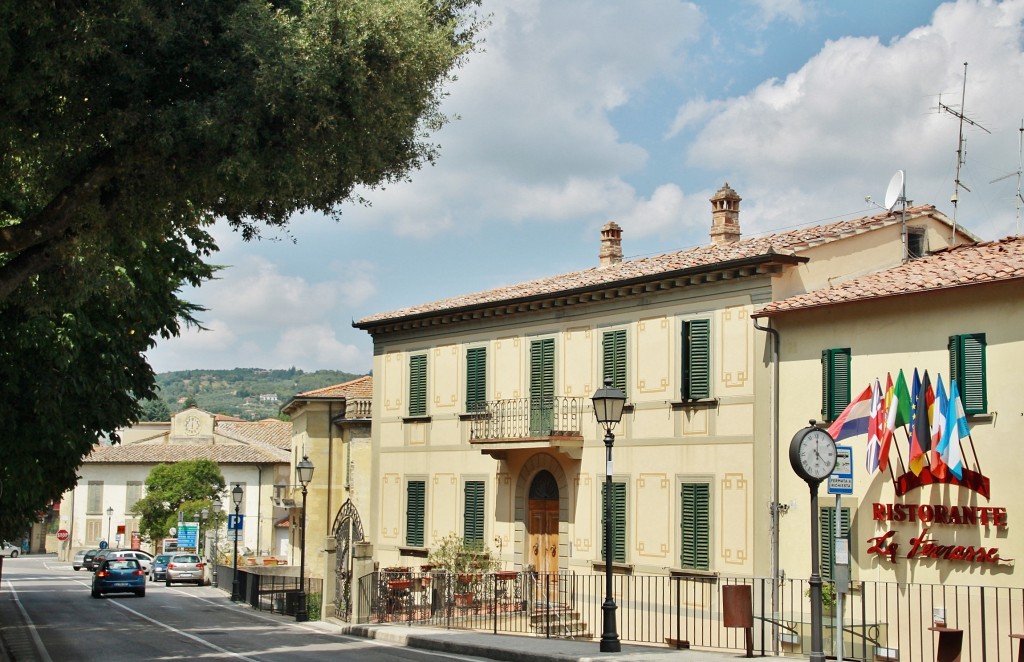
[
  {"x1": 211, "y1": 496, "x2": 222, "y2": 587},
  {"x1": 295, "y1": 455, "x2": 315, "y2": 622},
  {"x1": 106, "y1": 506, "x2": 114, "y2": 546},
  {"x1": 592, "y1": 377, "x2": 626, "y2": 653},
  {"x1": 230, "y1": 484, "x2": 243, "y2": 602},
  {"x1": 200, "y1": 508, "x2": 209, "y2": 557}
]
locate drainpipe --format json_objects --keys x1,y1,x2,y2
[
  {"x1": 752, "y1": 316, "x2": 780, "y2": 655},
  {"x1": 328, "y1": 401, "x2": 334, "y2": 538}
]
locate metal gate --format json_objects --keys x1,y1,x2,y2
[{"x1": 333, "y1": 499, "x2": 364, "y2": 621}]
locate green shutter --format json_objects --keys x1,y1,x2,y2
[
  {"x1": 409, "y1": 354, "x2": 427, "y2": 417},
  {"x1": 530, "y1": 339, "x2": 555, "y2": 435},
  {"x1": 949, "y1": 334, "x2": 987, "y2": 415},
  {"x1": 466, "y1": 347, "x2": 487, "y2": 413},
  {"x1": 682, "y1": 319, "x2": 710, "y2": 400},
  {"x1": 680, "y1": 483, "x2": 710, "y2": 570},
  {"x1": 821, "y1": 348, "x2": 851, "y2": 421},
  {"x1": 819, "y1": 506, "x2": 850, "y2": 581},
  {"x1": 464, "y1": 481, "x2": 485, "y2": 545},
  {"x1": 601, "y1": 481, "x2": 627, "y2": 564},
  {"x1": 602, "y1": 329, "x2": 627, "y2": 395},
  {"x1": 406, "y1": 480, "x2": 425, "y2": 547}
]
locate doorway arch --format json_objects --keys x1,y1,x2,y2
[{"x1": 514, "y1": 453, "x2": 570, "y2": 573}]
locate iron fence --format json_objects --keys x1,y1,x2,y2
[
  {"x1": 357, "y1": 569, "x2": 1024, "y2": 661},
  {"x1": 214, "y1": 564, "x2": 323, "y2": 620}
]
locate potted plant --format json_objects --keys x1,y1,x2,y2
[
  {"x1": 428, "y1": 534, "x2": 499, "y2": 606},
  {"x1": 806, "y1": 581, "x2": 837, "y2": 615}
]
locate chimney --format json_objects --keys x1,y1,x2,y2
[
  {"x1": 599, "y1": 221, "x2": 623, "y2": 266},
  {"x1": 709, "y1": 183, "x2": 741, "y2": 245}
]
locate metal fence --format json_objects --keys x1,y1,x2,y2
[
  {"x1": 357, "y1": 569, "x2": 1024, "y2": 661},
  {"x1": 214, "y1": 563, "x2": 323, "y2": 620}
]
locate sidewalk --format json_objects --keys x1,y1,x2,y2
[{"x1": 315, "y1": 618, "x2": 747, "y2": 662}]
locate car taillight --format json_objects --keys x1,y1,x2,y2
[
  {"x1": 168, "y1": 563, "x2": 176, "y2": 568},
  {"x1": 196, "y1": 563, "x2": 204, "y2": 568},
  {"x1": 133, "y1": 570, "x2": 144, "y2": 576},
  {"x1": 96, "y1": 571, "x2": 110, "y2": 578}
]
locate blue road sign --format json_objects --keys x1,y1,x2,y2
[
  {"x1": 227, "y1": 514, "x2": 245, "y2": 531},
  {"x1": 828, "y1": 445, "x2": 854, "y2": 495}
]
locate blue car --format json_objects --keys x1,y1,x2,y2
[{"x1": 91, "y1": 558, "x2": 146, "y2": 598}]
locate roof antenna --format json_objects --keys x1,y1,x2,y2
[
  {"x1": 884, "y1": 170, "x2": 908, "y2": 261},
  {"x1": 989, "y1": 119, "x2": 1024, "y2": 237},
  {"x1": 937, "y1": 62, "x2": 990, "y2": 244}
]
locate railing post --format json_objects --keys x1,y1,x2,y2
[{"x1": 493, "y1": 573, "x2": 498, "y2": 634}]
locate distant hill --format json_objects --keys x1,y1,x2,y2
[{"x1": 151, "y1": 368, "x2": 366, "y2": 421}]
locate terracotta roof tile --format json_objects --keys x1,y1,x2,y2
[
  {"x1": 357, "y1": 206, "x2": 952, "y2": 325},
  {"x1": 215, "y1": 419, "x2": 292, "y2": 451},
  {"x1": 83, "y1": 443, "x2": 287, "y2": 465},
  {"x1": 295, "y1": 375, "x2": 373, "y2": 399},
  {"x1": 754, "y1": 236, "x2": 1024, "y2": 317}
]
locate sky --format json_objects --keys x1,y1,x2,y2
[{"x1": 146, "y1": 0, "x2": 1024, "y2": 376}]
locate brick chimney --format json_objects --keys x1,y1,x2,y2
[
  {"x1": 599, "y1": 221, "x2": 623, "y2": 266},
  {"x1": 709, "y1": 183, "x2": 741, "y2": 245}
]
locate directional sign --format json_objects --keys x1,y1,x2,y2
[
  {"x1": 227, "y1": 514, "x2": 245, "y2": 531},
  {"x1": 56, "y1": 529, "x2": 69, "y2": 541},
  {"x1": 177, "y1": 522, "x2": 199, "y2": 550},
  {"x1": 828, "y1": 445, "x2": 854, "y2": 495}
]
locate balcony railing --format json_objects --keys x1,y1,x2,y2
[
  {"x1": 343, "y1": 397, "x2": 372, "y2": 419},
  {"x1": 467, "y1": 397, "x2": 585, "y2": 440}
]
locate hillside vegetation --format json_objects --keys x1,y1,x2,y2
[{"x1": 152, "y1": 368, "x2": 365, "y2": 421}]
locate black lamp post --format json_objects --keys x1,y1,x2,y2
[
  {"x1": 295, "y1": 455, "x2": 315, "y2": 622},
  {"x1": 211, "y1": 496, "x2": 222, "y2": 587},
  {"x1": 592, "y1": 377, "x2": 626, "y2": 653},
  {"x1": 106, "y1": 506, "x2": 114, "y2": 546},
  {"x1": 200, "y1": 508, "x2": 209, "y2": 558},
  {"x1": 230, "y1": 484, "x2": 243, "y2": 602}
]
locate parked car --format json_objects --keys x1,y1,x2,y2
[
  {"x1": 0, "y1": 541, "x2": 20, "y2": 558},
  {"x1": 91, "y1": 557, "x2": 146, "y2": 598},
  {"x1": 72, "y1": 549, "x2": 90, "y2": 570},
  {"x1": 165, "y1": 553, "x2": 206, "y2": 586},
  {"x1": 150, "y1": 554, "x2": 175, "y2": 582},
  {"x1": 82, "y1": 548, "x2": 104, "y2": 571}
]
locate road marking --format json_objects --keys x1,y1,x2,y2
[{"x1": 4, "y1": 580, "x2": 54, "y2": 662}]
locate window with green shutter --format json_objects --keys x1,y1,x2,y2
[
  {"x1": 819, "y1": 506, "x2": 850, "y2": 581},
  {"x1": 466, "y1": 347, "x2": 487, "y2": 414},
  {"x1": 682, "y1": 319, "x2": 711, "y2": 400},
  {"x1": 464, "y1": 480, "x2": 485, "y2": 545},
  {"x1": 530, "y1": 338, "x2": 555, "y2": 435},
  {"x1": 680, "y1": 482, "x2": 710, "y2": 571},
  {"x1": 949, "y1": 334, "x2": 987, "y2": 414},
  {"x1": 602, "y1": 329, "x2": 627, "y2": 395},
  {"x1": 821, "y1": 348, "x2": 851, "y2": 422},
  {"x1": 601, "y1": 481, "x2": 627, "y2": 564},
  {"x1": 409, "y1": 354, "x2": 427, "y2": 417},
  {"x1": 406, "y1": 480, "x2": 426, "y2": 547}
]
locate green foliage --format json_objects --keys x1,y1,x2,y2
[
  {"x1": 139, "y1": 397, "x2": 172, "y2": 422},
  {"x1": 806, "y1": 581, "x2": 837, "y2": 611},
  {"x1": 306, "y1": 592, "x2": 322, "y2": 621},
  {"x1": 428, "y1": 533, "x2": 499, "y2": 593},
  {"x1": 133, "y1": 460, "x2": 226, "y2": 543},
  {"x1": 153, "y1": 368, "x2": 363, "y2": 420},
  {"x1": 0, "y1": 0, "x2": 480, "y2": 541}
]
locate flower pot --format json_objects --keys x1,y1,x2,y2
[{"x1": 454, "y1": 592, "x2": 474, "y2": 607}]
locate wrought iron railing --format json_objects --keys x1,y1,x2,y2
[
  {"x1": 468, "y1": 397, "x2": 585, "y2": 440},
  {"x1": 215, "y1": 565, "x2": 323, "y2": 620},
  {"x1": 356, "y1": 570, "x2": 1024, "y2": 661}
]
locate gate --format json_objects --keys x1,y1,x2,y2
[{"x1": 332, "y1": 499, "x2": 364, "y2": 621}]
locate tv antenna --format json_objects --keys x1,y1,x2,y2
[
  {"x1": 937, "y1": 62, "x2": 990, "y2": 243},
  {"x1": 882, "y1": 170, "x2": 910, "y2": 261},
  {"x1": 989, "y1": 119, "x2": 1023, "y2": 237}
]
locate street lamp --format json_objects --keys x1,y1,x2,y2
[
  {"x1": 211, "y1": 496, "x2": 222, "y2": 588},
  {"x1": 592, "y1": 377, "x2": 626, "y2": 653},
  {"x1": 200, "y1": 508, "x2": 209, "y2": 558},
  {"x1": 295, "y1": 455, "x2": 315, "y2": 622},
  {"x1": 106, "y1": 506, "x2": 114, "y2": 546},
  {"x1": 230, "y1": 484, "x2": 243, "y2": 602}
]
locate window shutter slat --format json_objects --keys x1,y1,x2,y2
[
  {"x1": 682, "y1": 319, "x2": 711, "y2": 400},
  {"x1": 603, "y1": 330, "x2": 627, "y2": 395},
  {"x1": 601, "y1": 481, "x2": 627, "y2": 563},
  {"x1": 406, "y1": 481, "x2": 425, "y2": 547},
  {"x1": 464, "y1": 481, "x2": 485, "y2": 545},
  {"x1": 822, "y1": 348, "x2": 851, "y2": 421},
  {"x1": 466, "y1": 347, "x2": 486, "y2": 413},
  {"x1": 680, "y1": 483, "x2": 710, "y2": 571}
]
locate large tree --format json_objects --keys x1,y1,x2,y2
[
  {"x1": 0, "y1": 0, "x2": 480, "y2": 539},
  {"x1": 133, "y1": 460, "x2": 226, "y2": 545}
]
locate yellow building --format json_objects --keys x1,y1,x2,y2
[
  {"x1": 352, "y1": 185, "x2": 975, "y2": 588},
  {"x1": 753, "y1": 236, "x2": 1024, "y2": 660}
]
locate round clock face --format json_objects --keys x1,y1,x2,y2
[
  {"x1": 790, "y1": 427, "x2": 837, "y2": 483},
  {"x1": 184, "y1": 415, "x2": 201, "y2": 436}
]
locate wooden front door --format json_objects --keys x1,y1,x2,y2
[{"x1": 527, "y1": 470, "x2": 559, "y2": 599}]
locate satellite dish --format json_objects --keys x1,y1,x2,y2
[{"x1": 884, "y1": 170, "x2": 905, "y2": 211}]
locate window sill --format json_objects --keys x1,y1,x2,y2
[
  {"x1": 399, "y1": 546, "x2": 429, "y2": 558},
  {"x1": 668, "y1": 568, "x2": 718, "y2": 582},
  {"x1": 591, "y1": 561, "x2": 633, "y2": 574},
  {"x1": 669, "y1": 399, "x2": 719, "y2": 410},
  {"x1": 402, "y1": 416, "x2": 432, "y2": 424}
]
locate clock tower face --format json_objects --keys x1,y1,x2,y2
[{"x1": 184, "y1": 415, "x2": 201, "y2": 436}]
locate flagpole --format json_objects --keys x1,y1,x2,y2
[{"x1": 965, "y1": 433, "x2": 981, "y2": 474}]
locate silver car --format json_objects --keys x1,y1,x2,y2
[
  {"x1": 0, "y1": 541, "x2": 20, "y2": 558},
  {"x1": 165, "y1": 553, "x2": 206, "y2": 586}
]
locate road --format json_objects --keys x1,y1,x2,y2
[{"x1": 0, "y1": 554, "x2": 487, "y2": 662}]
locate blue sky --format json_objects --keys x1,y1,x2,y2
[{"x1": 146, "y1": 0, "x2": 1024, "y2": 375}]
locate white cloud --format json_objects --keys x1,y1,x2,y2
[
  {"x1": 749, "y1": 0, "x2": 815, "y2": 26},
  {"x1": 274, "y1": 325, "x2": 368, "y2": 373}
]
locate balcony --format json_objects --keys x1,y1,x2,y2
[{"x1": 467, "y1": 396, "x2": 585, "y2": 459}]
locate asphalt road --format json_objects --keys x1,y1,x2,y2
[{"x1": 0, "y1": 554, "x2": 488, "y2": 662}]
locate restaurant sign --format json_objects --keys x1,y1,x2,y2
[{"x1": 865, "y1": 502, "x2": 1009, "y2": 565}]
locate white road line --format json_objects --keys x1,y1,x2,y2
[{"x1": 4, "y1": 580, "x2": 54, "y2": 662}]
